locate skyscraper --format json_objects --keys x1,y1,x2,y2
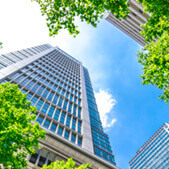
[
  {"x1": 105, "y1": 0, "x2": 149, "y2": 46},
  {"x1": 0, "y1": 44, "x2": 118, "y2": 169},
  {"x1": 129, "y1": 123, "x2": 169, "y2": 169}
]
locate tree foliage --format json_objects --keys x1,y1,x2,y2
[
  {"x1": 136, "y1": 0, "x2": 169, "y2": 102},
  {"x1": 0, "y1": 82, "x2": 46, "y2": 169},
  {"x1": 138, "y1": 33, "x2": 169, "y2": 103},
  {"x1": 137, "y1": 0, "x2": 169, "y2": 43},
  {"x1": 32, "y1": 0, "x2": 129, "y2": 37},
  {"x1": 41, "y1": 158, "x2": 90, "y2": 169}
]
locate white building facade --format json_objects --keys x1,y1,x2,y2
[
  {"x1": 0, "y1": 44, "x2": 118, "y2": 169},
  {"x1": 129, "y1": 123, "x2": 169, "y2": 169},
  {"x1": 106, "y1": 0, "x2": 149, "y2": 46}
]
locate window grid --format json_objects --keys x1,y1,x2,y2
[{"x1": 3, "y1": 50, "x2": 83, "y2": 148}]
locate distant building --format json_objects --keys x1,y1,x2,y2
[
  {"x1": 0, "y1": 44, "x2": 118, "y2": 169},
  {"x1": 129, "y1": 123, "x2": 169, "y2": 169},
  {"x1": 106, "y1": 0, "x2": 149, "y2": 46}
]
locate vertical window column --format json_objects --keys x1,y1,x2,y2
[
  {"x1": 71, "y1": 133, "x2": 76, "y2": 144},
  {"x1": 45, "y1": 152, "x2": 50, "y2": 165},
  {"x1": 57, "y1": 125, "x2": 64, "y2": 137},
  {"x1": 64, "y1": 130, "x2": 70, "y2": 140},
  {"x1": 72, "y1": 117, "x2": 76, "y2": 131},
  {"x1": 50, "y1": 121, "x2": 57, "y2": 133},
  {"x1": 78, "y1": 121, "x2": 82, "y2": 134},
  {"x1": 35, "y1": 149, "x2": 42, "y2": 166},
  {"x1": 66, "y1": 114, "x2": 71, "y2": 128}
]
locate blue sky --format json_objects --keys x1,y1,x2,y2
[{"x1": 1, "y1": 1, "x2": 169, "y2": 169}]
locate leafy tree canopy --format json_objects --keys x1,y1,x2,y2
[
  {"x1": 0, "y1": 82, "x2": 46, "y2": 169},
  {"x1": 41, "y1": 158, "x2": 90, "y2": 169},
  {"x1": 138, "y1": 33, "x2": 169, "y2": 103},
  {"x1": 136, "y1": 0, "x2": 169, "y2": 102},
  {"x1": 137, "y1": 0, "x2": 169, "y2": 42},
  {"x1": 32, "y1": 0, "x2": 129, "y2": 37}
]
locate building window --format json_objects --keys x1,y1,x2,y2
[
  {"x1": 52, "y1": 84, "x2": 57, "y2": 91},
  {"x1": 57, "y1": 87, "x2": 61, "y2": 93},
  {"x1": 78, "y1": 121, "x2": 81, "y2": 134},
  {"x1": 47, "y1": 91, "x2": 54, "y2": 101},
  {"x1": 60, "y1": 112, "x2": 66, "y2": 124},
  {"x1": 37, "y1": 86, "x2": 45, "y2": 95},
  {"x1": 43, "y1": 119, "x2": 51, "y2": 129},
  {"x1": 53, "y1": 94, "x2": 59, "y2": 104},
  {"x1": 29, "y1": 153, "x2": 38, "y2": 164},
  {"x1": 102, "y1": 151, "x2": 108, "y2": 160},
  {"x1": 47, "y1": 106, "x2": 55, "y2": 117},
  {"x1": 32, "y1": 83, "x2": 40, "y2": 93},
  {"x1": 73, "y1": 105, "x2": 77, "y2": 116},
  {"x1": 61, "y1": 89, "x2": 65, "y2": 96},
  {"x1": 54, "y1": 109, "x2": 61, "y2": 121},
  {"x1": 94, "y1": 147, "x2": 102, "y2": 157},
  {"x1": 60, "y1": 81, "x2": 63, "y2": 87},
  {"x1": 38, "y1": 156, "x2": 46, "y2": 167},
  {"x1": 74, "y1": 97, "x2": 77, "y2": 104},
  {"x1": 15, "y1": 75, "x2": 25, "y2": 83},
  {"x1": 64, "y1": 130, "x2": 70, "y2": 140},
  {"x1": 57, "y1": 126, "x2": 63, "y2": 136},
  {"x1": 68, "y1": 102, "x2": 72, "y2": 113},
  {"x1": 41, "y1": 102, "x2": 50, "y2": 114},
  {"x1": 78, "y1": 137, "x2": 82, "y2": 147},
  {"x1": 78, "y1": 99, "x2": 81, "y2": 106},
  {"x1": 72, "y1": 118, "x2": 76, "y2": 131},
  {"x1": 63, "y1": 100, "x2": 68, "y2": 110},
  {"x1": 26, "y1": 93, "x2": 33, "y2": 101},
  {"x1": 42, "y1": 88, "x2": 50, "y2": 98},
  {"x1": 31, "y1": 96, "x2": 39, "y2": 106},
  {"x1": 36, "y1": 99, "x2": 44, "y2": 111},
  {"x1": 78, "y1": 108, "x2": 81, "y2": 119},
  {"x1": 66, "y1": 92, "x2": 69, "y2": 99},
  {"x1": 70, "y1": 94, "x2": 73, "y2": 101},
  {"x1": 10, "y1": 72, "x2": 20, "y2": 79},
  {"x1": 48, "y1": 82, "x2": 53, "y2": 88},
  {"x1": 26, "y1": 81, "x2": 35, "y2": 89},
  {"x1": 36, "y1": 115, "x2": 44, "y2": 125},
  {"x1": 58, "y1": 97, "x2": 63, "y2": 107},
  {"x1": 66, "y1": 115, "x2": 71, "y2": 127},
  {"x1": 71, "y1": 133, "x2": 76, "y2": 143},
  {"x1": 50, "y1": 122, "x2": 57, "y2": 132}
]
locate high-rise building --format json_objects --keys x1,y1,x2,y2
[
  {"x1": 0, "y1": 44, "x2": 118, "y2": 169},
  {"x1": 129, "y1": 123, "x2": 169, "y2": 169},
  {"x1": 105, "y1": 0, "x2": 149, "y2": 46}
]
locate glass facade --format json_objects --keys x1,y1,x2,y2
[
  {"x1": 129, "y1": 123, "x2": 169, "y2": 169},
  {"x1": 0, "y1": 44, "x2": 117, "y2": 168},
  {"x1": 83, "y1": 67, "x2": 116, "y2": 165},
  {"x1": 1, "y1": 49, "x2": 82, "y2": 148}
]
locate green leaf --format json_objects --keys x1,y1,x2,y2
[{"x1": 0, "y1": 82, "x2": 46, "y2": 169}]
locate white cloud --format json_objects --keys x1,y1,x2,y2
[{"x1": 95, "y1": 89, "x2": 117, "y2": 128}]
